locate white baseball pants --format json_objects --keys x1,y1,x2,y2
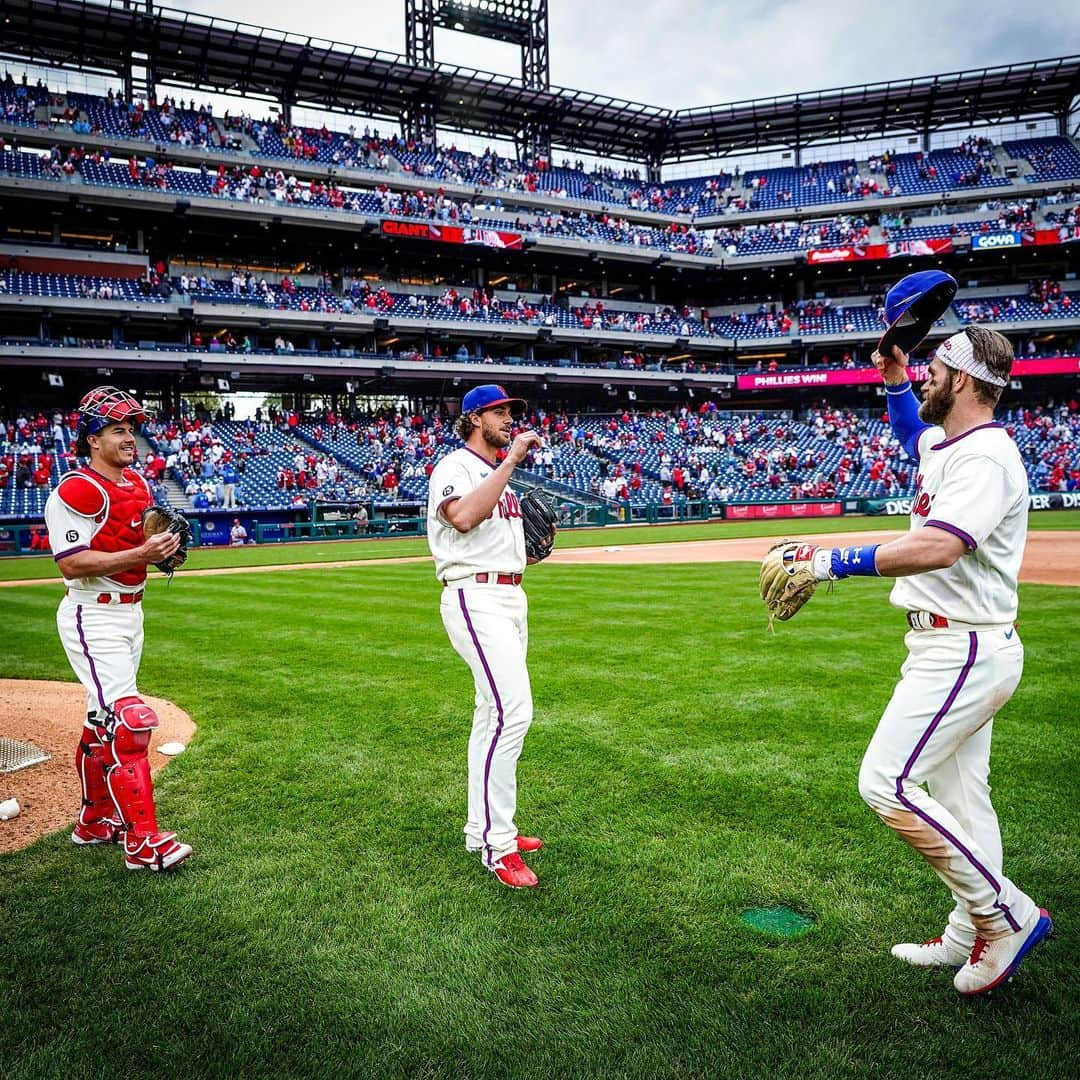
[
  {"x1": 440, "y1": 582, "x2": 532, "y2": 866},
  {"x1": 56, "y1": 593, "x2": 144, "y2": 717},
  {"x1": 859, "y1": 626, "x2": 1036, "y2": 945}
]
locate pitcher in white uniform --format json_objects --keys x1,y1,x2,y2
[
  {"x1": 788, "y1": 326, "x2": 1051, "y2": 995},
  {"x1": 427, "y1": 384, "x2": 545, "y2": 889}
]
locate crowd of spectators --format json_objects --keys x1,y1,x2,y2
[
  {"x1": 1004, "y1": 401, "x2": 1080, "y2": 492},
  {"x1": 1, "y1": 410, "x2": 75, "y2": 498},
  {"x1": 15, "y1": 72, "x2": 1079, "y2": 229},
  {"x1": 956, "y1": 280, "x2": 1073, "y2": 323},
  {"x1": 4, "y1": 392, "x2": 1078, "y2": 541}
]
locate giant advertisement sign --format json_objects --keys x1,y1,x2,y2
[
  {"x1": 737, "y1": 356, "x2": 1080, "y2": 391},
  {"x1": 723, "y1": 501, "x2": 842, "y2": 520},
  {"x1": 381, "y1": 220, "x2": 523, "y2": 249},
  {"x1": 806, "y1": 237, "x2": 953, "y2": 264}
]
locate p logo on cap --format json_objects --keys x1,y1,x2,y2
[{"x1": 461, "y1": 384, "x2": 527, "y2": 416}]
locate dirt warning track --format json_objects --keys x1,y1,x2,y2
[{"x1": 1, "y1": 528, "x2": 1076, "y2": 587}]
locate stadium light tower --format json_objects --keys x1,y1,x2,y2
[{"x1": 405, "y1": 0, "x2": 551, "y2": 162}]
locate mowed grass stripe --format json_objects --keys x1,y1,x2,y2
[
  {"x1": 0, "y1": 564, "x2": 1076, "y2": 1078},
  {"x1": 2, "y1": 508, "x2": 1077, "y2": 582}
]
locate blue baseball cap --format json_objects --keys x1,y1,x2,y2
[
  {"x1": 879, "y1": 270, "x2": 958, "y2": 356},
  {"x1": 461, "y1": 384, "x2": 526, "y2": 416}
]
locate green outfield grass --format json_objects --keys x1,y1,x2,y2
[
  {"x1": 2, "y1": 508, "x2": 1078, "y2": 582},
  {"x1": 1, "y1": 555, "x2": 1077, "y2": 1078}
]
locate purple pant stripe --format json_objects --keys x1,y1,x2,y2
[
  {"x1": 75, "y1": 604, "x2": 107, "y2": 711},
  {"x1": 996, "y1": 901, "x2": 1022, "y2": 932},
  {"x1": 894, "y1": 632, "x2": 1009, "y2": 901},
  {"x1": 458, "y1": 590, "x2": 505, "y2": 866}
]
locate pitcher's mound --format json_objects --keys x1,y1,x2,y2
[{"x1": 0, "y1": 680, "x2": 195, "y2": 855}]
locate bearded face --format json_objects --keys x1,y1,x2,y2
[
  {"x1": 919, "y1": 360, "x2": 957, "y2": 426},
  {"x1": 478, "y1": 404, "x2": 515, "y2": 450}
]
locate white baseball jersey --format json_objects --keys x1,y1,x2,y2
[
  {"x1": 44, "y1": 467, "x2": 153, "y2": 595},
  {"x1": 427, "y1": 447, "x2": 525, "y2": 581},
  {"x1": 889, "y1": 422, "x2": 1028, "y2": 624}
]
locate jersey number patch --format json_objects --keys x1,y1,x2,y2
[{"x1": 66, "y1": 529, "x2": 79, "y2": 543}]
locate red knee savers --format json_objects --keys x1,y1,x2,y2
[{"x1": 115, "y1": 696, "x2": 160, "y2": 733}]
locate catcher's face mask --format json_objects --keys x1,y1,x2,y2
[{"x1": 76, "y1": 386, "x2": 148, "y2": 453}]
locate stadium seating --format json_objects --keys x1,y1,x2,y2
[
  {"x1": 8, "y1": 81, "x2": 1080, "y2": 230},
  {"x1": 1, "y1": 269, "x2": 166, "y2": 302},
  {"x1": 953, "y1": 292, "x2": 1078, "y2": 323},
  {"x1": 7, "y1": 402, "x2": 1078, "y2": 526},
  {"x1": 0, "y1": 149, "x2": 60, "y2": 179},
  {"x1": 798, "y1": 305, "x2": 883, "y2": 336},
  {"x1": 142, "y1": 420, "x2": 373, "y2": 511},
  {"x1": 1003, "y1": 137, "x2": 1080, "y2": 182}
]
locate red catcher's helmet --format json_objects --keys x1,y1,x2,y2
[{"x1": 76, "y1": 386, "x2": 147, "y2": 449}]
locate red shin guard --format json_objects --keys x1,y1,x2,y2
[
  {"x1": 75, "y1": 720, "x2": 121, "y2": 833},
  {"x1": 102, "y1": 696, "x2": 161, "y2": 836}
]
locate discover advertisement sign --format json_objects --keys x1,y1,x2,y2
[{"x1": 865, "y1": 492, "x2": 1080, "y2": 516}]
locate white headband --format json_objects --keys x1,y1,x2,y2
[
  {"x1": 933, "y1": 331, "x2": 1009, "y2": 387},
  {"x1": 937, "y1": 334, "x2": 1010, "y2": 390}
]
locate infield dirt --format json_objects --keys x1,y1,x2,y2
[{"x1": 0, "y1": 682, "x2": 194, "y2": 855}]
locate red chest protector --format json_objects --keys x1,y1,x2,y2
[{"x1": 60, "y1": 467, "x2": 152, "y2": 586}]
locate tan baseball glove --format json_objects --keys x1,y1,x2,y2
[{"x1": 759, "y1": 541, "x2": 821, "y2": 630}]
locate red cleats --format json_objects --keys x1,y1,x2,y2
[
  {"x1": 71, "y1": 820, "x2": 122, "y2": 845},
  {"x1": 490, "y1": 851, "x2": 539, "y2": 889},
  {"x1": 123, "y1": 831, "x2": 193, "y2": 872}
]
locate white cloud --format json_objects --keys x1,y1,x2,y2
[{"x1": 176, "y1": 0, "x2": 1078, "y2": 109}]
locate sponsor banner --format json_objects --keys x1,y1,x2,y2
[
  {"x1": 1012, "y1": 356, "x2": 1080, "y2": 377},
  {"x1": 1035, "y1": 227, "x2": 1074, "y2": 245},
  {"x1": 1028, "y1": 492, "x2": 1080, "y2": 511},
  {"x1": 865, "y1": 491, "x2": 1080, "y2": 516},
  {"x1": 723, "y1": 501, "x2": 842, "y2": 520},
  {"x1": 971, "y1": 231, "x2": 1022, "y2": 250},
  {"x1": 806, "y1": 237, "x2": 952, "y2": 264},
  {"x1": 806, "y1": 244, "x2": 887, "y2": 264},
  {"x1": 863, "y1": 498, "x2": 914, "y2": 517},
  {"x1": 738, "y1": 357, "x2": 1078, "y2": 391},
  {"x1": 380, "y1": 220, "x2": 523, "y2": 249},
  {"x1": 887, "y1": 237, "x2": 954, "y2": 258}
]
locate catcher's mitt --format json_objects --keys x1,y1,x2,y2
[
  {"x1": 519, "y1": 488, "x2": 557, "y2": 563},
  {"x1": 759, "y1": 541, "x2": 821, "y2": 630},
  {"x1": 141, "y1": 505, "x2": 192, "y2": 576}
]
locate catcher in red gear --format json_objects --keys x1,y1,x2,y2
[{"x1": 44, "y1": 386, "x2": 193, "y2": 871}]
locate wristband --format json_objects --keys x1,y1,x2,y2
[{"x1": 830, "y1": 544, "x2": 880, "y2": 579}]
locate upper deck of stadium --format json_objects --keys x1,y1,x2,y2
[{"x1": 1, "y1": 1, "x2": 1077, "y2": 187}]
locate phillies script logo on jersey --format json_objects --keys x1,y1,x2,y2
[
  {"x1": 493, "y1": 491, "x2": 522, "y2": 520},
  {"x1": 911, "y1": 475, "x2": 934, "y2": 518}
]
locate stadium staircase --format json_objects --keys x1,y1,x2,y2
[
  {"x1": 134, "y1": 432, "x2": 192, "y2": 509},
  {"x1": 513, "y1": 468, "x2": 613, "y2": 508},
  {"x1": 286, "y1": 426, "x2": 394, "y2": 496}
]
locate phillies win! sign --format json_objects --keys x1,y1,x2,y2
[{"x1": 737, "y1": 356, "x2": 1080, "y2": 392}]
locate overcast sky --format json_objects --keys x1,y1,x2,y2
[{"x1": 173, "y1": 0, "x2": 1078, "y2": 110}]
